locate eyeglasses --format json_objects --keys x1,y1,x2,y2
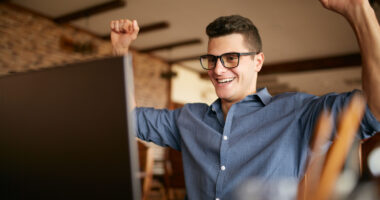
[{"x1": 199, "y1": 52, "x2": 258, "y2": 70}]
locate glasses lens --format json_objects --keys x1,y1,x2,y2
[
  {"x1": 200, "y1": 55, "x2": 216, "y2": 70},
  {"x1": 221, "y1": 53, "x2": 239, "y2": 68}
]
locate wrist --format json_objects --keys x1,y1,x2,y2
[
  {"x1": 344, "y1": 1, "x2": 373, "y2": 24},
  {"x1": 113, "y1": 46, "x2": 129, "y2": 56}
]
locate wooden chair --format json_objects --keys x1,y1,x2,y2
[
  {"x1": 163, "y1": 148, "x2": 186, "y2": 200},
  {"x1": 297, "y1": 111, "x2": 333, "y2": 200},
  {"x1": 298, "y1": 94, "x2": 366, "y2": 200},
  {"x1": 360, "y1": 132, "x2": 380, "y2": 180},
  {"x1": 137, "y1": 139, "x2": 154, "y2": 200}
]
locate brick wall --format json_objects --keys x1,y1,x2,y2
[{"x1": 0, "y1": 3, "x2": 169, "y2": 108}]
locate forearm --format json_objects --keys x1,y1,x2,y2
[{"x1": 347, "y1": 2, "x2": 380, "y2": 120}]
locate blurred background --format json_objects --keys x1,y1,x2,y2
[{"x1": 1, "y1": 0, "x2": 379, "y2": 199}]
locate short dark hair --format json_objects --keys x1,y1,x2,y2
[{"x1": 206, "y1": 15, "x2": 262, "y2": 52}]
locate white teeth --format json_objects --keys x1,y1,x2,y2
[{"x1": 217, "y1": 78, "x2": 234, "y2": 83}]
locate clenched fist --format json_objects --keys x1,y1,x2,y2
[{"x1": 110, "y1": 19, "x2": 139, "y2": 55}]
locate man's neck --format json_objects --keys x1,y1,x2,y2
[
  {"x1": 220, "y1": 88, "x2": 258, "y2": 120},
  {"x1": 221, "y1": 100, "x2": 234, "y2": 120},
  {"x1": 221, "y1": 94, "x2": 254, "y2": 120}
]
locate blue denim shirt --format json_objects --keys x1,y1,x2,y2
[{"x1": 135, "y1": 88, "x2": 380, "y2": 200}]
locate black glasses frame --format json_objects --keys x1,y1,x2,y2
[{"x1": 199, "y1": 52, "x2": 258, "y2": 70}]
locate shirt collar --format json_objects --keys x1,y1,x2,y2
[
  {"x1": 244, "y1": 87, "x2": 272, "y2": 105},
  {"x1": 210, "y1": 88, "x2": 272, "y2": 112}
]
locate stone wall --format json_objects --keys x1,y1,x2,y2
[{"x1": 0, "y1": 3, "x2": 169, "y2": 108}]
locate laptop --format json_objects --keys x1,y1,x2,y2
[{"x1": 0, "y1": 55, "x2": 141, "y2": 199}]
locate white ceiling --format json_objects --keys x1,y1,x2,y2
[{"x1": 10, "y1": 0, "x2": 379, "y2": 72}]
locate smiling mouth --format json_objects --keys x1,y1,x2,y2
[{"x1": 216, "y1": 77, "x2": 235, "y2": 84}]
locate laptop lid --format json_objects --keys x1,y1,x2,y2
[{"x1": 0, "y1": 55, "x2": 140, "y2": 200}]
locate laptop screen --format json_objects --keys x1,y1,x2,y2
[{"x1": 0, "y1": 56, "x2": 140, "y2": 200}]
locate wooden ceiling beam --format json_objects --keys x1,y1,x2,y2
[
  {"x1": 139, "y1": 21, "x2": 169, "y2": 34},
  {"x1": 168, "y1": 55, "x2": 202, "y2": 64},
  {"x1": 369, "y1": 0, "x2": 379, "y2": 6},
  {"x1": 260, "y1": 53, "x2": 361, "y2": 74},
  {"x1": 101, "y1": 21, "x2": 169, "y2": 40},
  {"x1": 139, "y1": 38, "x2": 201, "y2": 53},
  {"x1": 53, "y1": 0, "x2": 126, "y2": 24}
]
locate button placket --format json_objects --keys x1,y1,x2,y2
[{"x1": 215, "y1": 105, "x2": 235, "y2": 197}]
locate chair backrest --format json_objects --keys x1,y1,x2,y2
[
  {"x1": 164, "y1": 148, "x2": 186, "y2": 198},
  {"x1": 298, "y1": 94, "x2": 366, "y2": 200},
  {"x1": 137, "y1": 140, "x2": 154, "y2": 200},
  {"x1": 360, "y1": 132, "x2": 380, "y2": 179},
  {"x1": 297, "y1": 111, "x2": 333, "y2": 200}
]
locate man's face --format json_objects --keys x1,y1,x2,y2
[{"x1": 207, "y1": 33, "x2": 264, "y2": 104}]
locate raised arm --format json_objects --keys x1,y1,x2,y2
[
  {"x1": 319, "y1": 0, "x2": 380, "y2": 121},
  {"x1": 110, "y1": 19, "x2": 139, "y2": 56}
]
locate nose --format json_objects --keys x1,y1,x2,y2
[{"x1": 213, "y1": 58, "x2": 227, "y2": 75}]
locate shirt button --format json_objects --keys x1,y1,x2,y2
[
  {"x1": 221, "y1": 165, "x2": 226, "y2": 171},
  {"x1": 223, "y1": 136, "x2": 228, "y2": 140}
]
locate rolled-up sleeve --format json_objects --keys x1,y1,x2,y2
[
  {"x1": 360, "y1": 104, "x2": 380, "y2": 138},
  {"x1": 298, "y1": 90, "x2": 380, "y2": 140},
  {"x1": 135, "y1": 107, "x2": 182, "y2": 150}
]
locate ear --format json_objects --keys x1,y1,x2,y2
[{"x1": 254, "y1": 52, "x2": 264, "y2": 72}]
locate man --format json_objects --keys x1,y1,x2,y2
[{"x1": 110, "y1": 0, "x2": 380, "y2": 199}]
